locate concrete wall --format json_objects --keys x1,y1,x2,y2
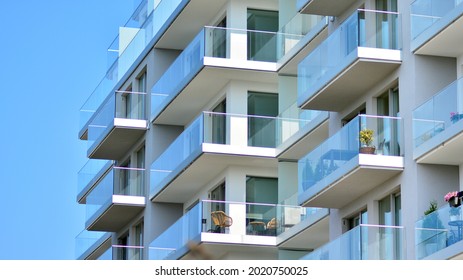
[
  {"x1": 278, "y1": 76, "x2": 297, "y2": 112},
  {"x1": 278, "y1": 161, "x2": 298, "y2": 203},
  {"x1": 278, "y1": 0, "x2": 297, "y2": 28},
  {"x1": 144, "y1": 202, "x2": 184, "y2": 259}
]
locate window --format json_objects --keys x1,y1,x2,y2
[
  {"x1": 135, "y1": 72, "x2": 146, "y2": 119},
  {"x1": 135, "y1": 146, "x2": 145, "y2": 196},
  {"x1": 376, "y1": 0, "x2": 397, "y2": 11},
  {"x1": 346, "y1": 210, "x2": 368, "y2": 230},
  {"x1": 118, "y1": 161, "x2": 130, "y2": 195},
  {"x1": 210, "y1": 182, "x2": 226, "y2": 212},
  {"x1": 122, "y1": 71, "x2": 146, "y2": 120},
  {"x1": 136, "y1": 146, "x2": 145, "y2": 168},
  {"x1": 212, "y1": 100, "x2": 226, "y2": 144},
  {"x1": 122, "y1": 85, "x2": 132, "y2": 119},
  {"x1": 247, "y1": 9, "x2": 278, "y2": 62},
  {"x1": 133, "y1": 221, "x2": 144, "y2": 260},
  {"x1": 213, "y1": 17, "x2": 227, "y2": 58},
  {"x1": 248, "y1": 92, "x2": 278, "y2": 148},
  {"x1": 378, "y1": 192, "x2": 402, "y2": 259},
  {"x1": 375, "y1": 0, "x2": 398, "y2": 49},
  {"x1": 246, "y1": 177, "x2": 277, "y2": 235},
  {"x1": 344, "y1": 210, "x2": 368, "y2": 259},
  {"x1": 138, "y1": 71, "x2": 147, "y2": 93},
  {"x1": 377, "y1": 87, "x2": 399, "y2": 117},
  {"x1": 342, "y1": 106, "x2": 366, "y2": 126},
  {"x1": 117, "y1": 233, "x2": 129, "y2": 260},
  {"x1": 377, "y1": 88, "x2": 400, "y2": 156}
]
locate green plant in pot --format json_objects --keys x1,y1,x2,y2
[
  {"x1": 421, "y1": 200, "x2": 445, "y2": 257},
  {"x1": 359, "y1": 128, "x2": 375, "y2": 154},
  {"x1": 422, "y1": 201, "x2": 444, "y2": 235}
]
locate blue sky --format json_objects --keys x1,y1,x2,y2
[{"x1": 0, "y1": 1, "x2": 135, "y2": 259}]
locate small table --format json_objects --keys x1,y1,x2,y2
[{"x1": 248, "y1": 221, "x2": 266, "y2": 235}]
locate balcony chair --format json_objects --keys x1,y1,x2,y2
[
  {"x1": 266, "y1": 218, "x2": 277, "y2": 236},
  {"x1": 211, "y1": 211, "x2": 233, "y2": 233}
]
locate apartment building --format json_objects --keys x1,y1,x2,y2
[{"x1": 75, "y1": 0, "x2": 463, "y2": 260}]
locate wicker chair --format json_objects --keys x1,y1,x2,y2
[
  {"x1": 211, "y1": 211, "x2": 233, "y2": 233},
  {"x1": 266, "y1": 218, "x2": 277, "y2": 236}
]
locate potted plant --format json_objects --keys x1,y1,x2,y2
[
  {"x1": 445, "y1": 191, "x2": 461, "y2": 208},
  {"x1": 421, "y1": 200, "x2": 445, "y2": 256},
  {"x1": 424, "y1": 200, "x2": 439, "y2": 216},
  {"x1": 359, "y1": 128, "x2": 375, "y2": 154}
]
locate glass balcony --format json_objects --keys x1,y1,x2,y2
[
  {"x1": 151, "y1": 0, "x2": 228, "y2": 50},
  {"x1": 277, "y1": 13, "x2": 328, "y2": 76},
  {"x1": 298, "y1": 9, "x2": 401, "y2": 112},
  {"x1": 78, "y1": 0, "x2": 228, "y2": 137},
  {"x1": 151, "y1": 26, "x2": 282, "y2": 125},
  {"x1": 86, "y1": 166, "x2": 145, "y2": 231},
  {"x1": 87, "y1": 91, "x2": 147, "y2": 160},
  {"x1": 79, "y1": 0, "x2": 184, "y2": 134},
  {"x1": 301, "y1": 224, "x2": 405, "y2": 260},
  {"x1": 95, "y1": 245, "x2": 144, "y2": 260},
  {"x1": 148, "y1": 202, "x2": 201, "y2": 260},
  {"x1": 106, "y1": 0, "x2": 150, "y2": 71},
  {"x1": 97, "y1": 247, "x2": 113, "y2": 260},
  {"x1": 297, "y1": 0, "x2": 359, "y2": 16},
  {"x1": 149, "y1": 200, "x2": 325, "y2": 260},
  {"x1": 79, "y1": 11, "x2": 155, "y2": 137},
  {"x1": 411, "y1": 0, "x2": 463, "y2": 56},
  {"x1": 278, "y1": 13, "x2": 326, "y2": 60},
  {"x1": 276, "y1": 103, "x2": 329, "y2": 160},
  {"x1": 416, "y1": 203, "x2": 463, "y2": 259},
  {"x1": 150, "y1": 111, "x2": 325, "y2": 202},
  {"x1": 112, "y1": 245, "x2": 144, "y2": 260},
  {"x1": 75, "y1": 230, "x2": 111, "y2": 260},
  {"x1": 298, "y1": 115, "x2": 404, "y2": 208},
  {"x1": 77, "y1": 159, "x2": 112, "y2": 203},
  {"x1": 150, "y1": 112, "x2": 277, "y2": 202},
  {"x1": 275, "y1": 194, "x2": 330, "y2": 251},
  {"x1": 413, "y1": 77, "x2": 463, "y2": 165}
]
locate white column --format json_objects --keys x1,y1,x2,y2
[
  {"x1": 278, "y1": 162, "x2": 298, "y2": 204},
  {"x1": 227, "y1": 82, "x2": 248, "y2": 147},
  {"x1": 278, "y1": 76, "x2": 299, "y2": 143},
  {"x1": 225, "y1": 167, "x2": 247, "y2": 236},
  {"x1": 227, "y1": 1, "x2": 248, "y2": 61}
]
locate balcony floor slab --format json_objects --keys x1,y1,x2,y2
[
  {"x1": 88, "y1": 118, "x2": 147, "y2": 160},
  {"x1": 299, "y1": 154, "x2": 404, "y2": 208},
  {"x1": 86, "y1": 195, "x2": 145, "y2": 232},
  {"x1": 300, "y1": 48, "x2": 401, "y2": 112},
  {"x1": 415, "y1": 121, "x2": 463, "y2": 165},
  {"x1": 153, "y1": 62, "x2": 277, "y2": 126},
  {"x1": 413, "y1": 5, "x2": 463, "y2": 57},
  {"x1": 277, "y1": 211, "x2": 329, "y2": 251},
  {"x1": 151, "y1": 146, "x2": 278, "y2": 203}
]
